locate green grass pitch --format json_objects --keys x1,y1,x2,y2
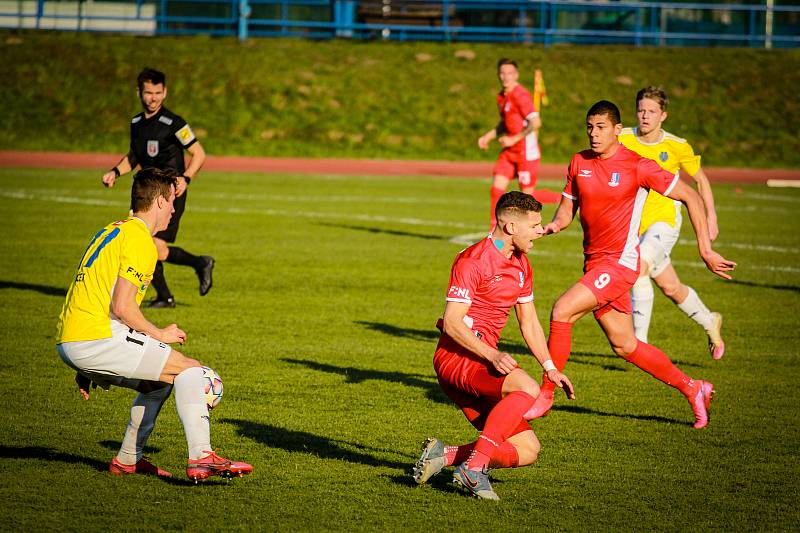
[{"x1": 1, "y1": 168, "x2": 799, "y2": 530}]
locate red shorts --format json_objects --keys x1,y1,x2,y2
[
  {"x1": 433, "y1": 335, "x2": 522, "y2": 432},
  {"x1": 579, "y1": 260, "x2": 640, "y2": 319},
  {"x1": 493, "y1": 150, "x2": 540, "y2": 189}
]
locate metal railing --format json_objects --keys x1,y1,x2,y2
[{"x1": 1, "y1": 0, "x2": 798, "y2": 48}]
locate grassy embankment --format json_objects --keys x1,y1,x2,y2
[{"x1": 2, "y1": 30, "x2": 799, "y2": 168}]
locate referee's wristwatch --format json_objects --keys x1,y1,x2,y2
[{"x1": 181, "y1": 174, "x2": 191, "y2": 184}]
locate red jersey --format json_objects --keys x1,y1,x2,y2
[
  {"x1": 563, "y1": 144, "x2": 679, "y2": 271},
  {"x1": 497, "y1": 84, "x2": 540, "y2": 160},
  {"x1": 445, "y1": 236, "x2": 534, "y2": 348}
]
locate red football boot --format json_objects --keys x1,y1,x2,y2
[
  {"x1": 688, "y1": 380, "x2": 715, "y2": 429},
  {"x1": 109, "y1": 457, "x2": 173, "y2": 478},
  {"x1": 186, "y1": 450, "x2": 253, "y2": 482}
]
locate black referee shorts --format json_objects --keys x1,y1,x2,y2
[{"x1": 155, "y1": 188, "x2": 187, "y2": 243}]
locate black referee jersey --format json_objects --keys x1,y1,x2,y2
[{"x1": 127, "y1": 106, "x2": 197, "y2": 175}]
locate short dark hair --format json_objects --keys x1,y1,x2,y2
[
  {"x1": 586, "y1": 100, "x2": 622, "y2": 125},
  {"x1": 137, "y1": 67, "x2": 166, "y2": 92},
  {"x1": 636, "y1": 86, "x2": 669, "y2": 111},
  {"x1": 495, "y1": 191, "x2": 542, "y2": 221},
  {"x1": 497, "y1": 58, "x2": 518, "y2": 71},
  {"x1": 131, "y1": 167, "x2": 176, "y2": 212}
]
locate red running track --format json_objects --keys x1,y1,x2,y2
[{"x1": 1, "y1": 151, "x2": 797, "y2": 184}]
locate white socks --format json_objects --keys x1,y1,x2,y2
[
  {"x1": 117, "y1": 385, "x2": 172, "y2": 465},
  {"x1": 631, "y1": 275, "x2": 655, "y2": 343},
  {"x1": 174, "y1": 366, "x2": 211, "y2": 460},
  {"x1": 677, "y1": 287, "x2": 714, "y2": 331}
]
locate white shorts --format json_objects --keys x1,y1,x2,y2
[
  {"x1": 639, "y1": 213, "x2": 682, "y2": 277},
  {"x1": 57, "y1": 319, "x2": 171, "y2": 390}
]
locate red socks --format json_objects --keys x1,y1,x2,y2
[
  {"x1": 623, "y1": 340, "x2": 693, "y2": 395},
  {"x1": 490, "y1": 186, "x2": 505, "y2": 227},
  {"x1": 446, "y1": 439, "x2": 520, "y2": 469},
  {"x1": 542, "y1": 320, "x2": 574, "y2": 389},
  {"x1": 466, "y1": 391, "x2": 534, "y2": 471}
]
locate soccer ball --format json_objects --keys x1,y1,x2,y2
[{"x1": 201, "y1": 366, "x2": 223, "y2": 410}]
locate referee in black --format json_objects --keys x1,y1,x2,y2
[{"x1": 102, "y1": 67, "x2": 213, "y2": 308}]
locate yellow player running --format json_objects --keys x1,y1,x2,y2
[{"x1": 618, "y1": 86, "x2": 724, "y2": 359}]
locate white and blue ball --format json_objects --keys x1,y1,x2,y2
[{"x1": 201, "y1": 366, "x2": 224, "y2": 410}]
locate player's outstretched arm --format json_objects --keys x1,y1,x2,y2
[
  {"x1": 689, "y1": 167, "x2": 719, "y2": 241},
  {"x1": 544, "y1": 195, "x2": 576, "y2": 235},
  {"x1": 184, "y1": 141, "x2": 206, "y2": 180},
  {"x1": 499, "y1": 117, "x2": 538, "y2": 148},
  {"x1": 101, "y1": 156, "x2": 132, "y2": 188},
  {"x1": 478, "y1": 122, "x2": 502, "y2": 150},
  {"x1": 442, "y1": 301, "x2": 517, "y2": 374},
  {"x1": 515, "y1": 301, "x2": 576, "y2": 399},
  {"x1": 667, "y1": 180, "x2": 736, "y2": 279},
  {"x1": 111, "y1": 277, "x2": 187, "y2": 344}
]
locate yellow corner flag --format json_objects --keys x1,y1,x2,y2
[{"x1": 533, "y1": 69, "x2": 548, "y2": 111}]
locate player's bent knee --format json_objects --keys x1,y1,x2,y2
[
  {"x1": 502, "y1": 368, "x2": 539, "y2": 397},
  {"x1": 633, "y1": 274, "x2": 651, "y2": 290},
  {"x1": 159, "y1": 350, "x2": 201, "y2": 382},
  {"x1": 512, "y1": 434, "x2": 541, "y2": 466},
  {"x1": 640, "y1": 239, "x2": 669, "y2": 278},
  {"x1": 550, "y1": 300, "x2": 569, "y2": 322},
  {"x1": 153, "y1": 238, "x2": 169, "y2": 261},
  {"x1": 609, "y1": 336, "x2": 638, "y2": 357},
  {"x1": 660, "y1": 281, "x2": 684, "y2": 300},
  {"x1": 492, "y1": 175, "x2": 511, "y2": 188}
]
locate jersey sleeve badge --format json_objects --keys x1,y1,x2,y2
[{"x1": 176, "y1": 124, "x2": 196, "y2": 146}]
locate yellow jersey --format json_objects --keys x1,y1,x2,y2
[
  {"x1": 56, "y1": 217, "x2": 157, "y2": 343},
  {"x1": 618, "y1": 127, "x2": 701, "y2": 232}
]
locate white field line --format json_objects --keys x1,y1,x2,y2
[
  {"x1": 4, "y1": 189, "x2": 799, "y2": 269},
  {"x1": 17, "y1": 187, "x2": 476, "y2": 206},
  {"x1": 676, "y1": 238, "x2": 798, "y2": 254},
  {"x1": 766, "y1": 180, "x2": 800, "y2": 189},
  {"x1": 740, "y1": 191, "x2": 800, "y2": 202},
  {"x1": 0, "y1": 190, "x2": 482, "y2": 230},
  {"x1": 715, "y1": 204, "x2": 791, "y2": 213}
]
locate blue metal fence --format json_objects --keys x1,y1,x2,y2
[{"x1": 1, "y1": 0, "x2": 798, "y2": 48}]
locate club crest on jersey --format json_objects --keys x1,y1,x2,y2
[
  {"x1": 608, "y1": 172, "x2": 620, "y2": 187},
  {"x1": 147, "y1": 140, "x2": 159, "y2": 157},
  {"x1": 518, "y1": 272, "x2": 524, "y2": 287},
  {"x1": 659, "y1": 151, "x2": 669, "y2": 162}
]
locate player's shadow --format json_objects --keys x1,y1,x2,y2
[
  {"x1": 281, "y1": 357, "x2": 451, "y2": 405},
  {"x1": 566, "y1": 351, "x2": 626, "y2": 372},
  {"x1": 0, "y1": 280, "x2": 67, "y2": 297},
  {"x1": 99, "y1": 440, "x2": 162, "y2": 455},
  {"x1": 384, "y1": 468, "x2": 507, "y2": 494},
  {"x1": 318, "y1": 222, "x2": 449, "y2": 241},
  {"x1": 384, "y1": 472, "x2": 469, "y2": 495},
  {"x1": 0, "y1": 445, "x2": 107, "y2": 472},
  {"x1": 569, "y1": 350, "x2": 703, "y2": 371},
  {"x1": 221, "y1": 418, "x2": 409, "y2": 471},
  {"x1": 354, "y1": 320, "x2": 529, "y2": 356},
  {"x1": 0, "y1": 445, "x2": 209, "y2": 486},
  {"x1": 728, "y1": 278, "x2": 800, "y2": 294},
  {"x1": 551, "y1": 404, "x2": 684, "y2": 426}
]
